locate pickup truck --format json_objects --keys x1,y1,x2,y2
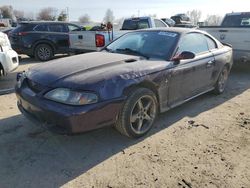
[
  {"x1": 69, "y1": 17, "x2": 168, "y2": 52},
  {"x1": 200, "y1": 12, "x2": 250, "y2": 63}
]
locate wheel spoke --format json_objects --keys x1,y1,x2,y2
[
  {"x1": 137, "y1": 99, "x2": 143, "y2": 109},
  {"x1": 144, "y1": 113, "x2": 152, "y2": 121},
  {"x1": 130, "y1": 113, "x2": 139, "y2": 123},
  {"x1": 137, "y1": 119, "x2": 143, "y2": 131},
  {"x1": 144, "y1": 100, "x2": 152, "y2": 111}
]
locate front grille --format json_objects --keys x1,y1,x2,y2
[{"x1": 26, "y1": 79, "x2": 46, "y2": 93}]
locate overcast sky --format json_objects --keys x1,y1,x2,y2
[{"x1": 1, "y1": 0, "x2": 250, "y2": 21}]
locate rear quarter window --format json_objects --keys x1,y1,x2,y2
[
  {"x1": 205, "y1": 35, "x2": 217, "y2": 50},
  {"x1": 222, "y1": 14, "x2": 250, "y2": 27},
  {"x1": 12, "y1": 23, "x2": 35, "y2": 33},
  {"x1": 121, "y1": 19, "x2": 150, "y2": 30}
]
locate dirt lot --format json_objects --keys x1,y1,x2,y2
[{"x1": 0, "y1": 57, "x2": 250, "y2": 188}]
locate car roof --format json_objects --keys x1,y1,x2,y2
[
  {"x1": 138, "y1": 27, "x2": 203, "y2": 34},
  {"x1": 19, "y1": 21, "x2": 75, "y2": 25}
]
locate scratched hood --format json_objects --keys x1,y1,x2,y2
[{"x1": 27, "y1": 52, "x2": 171, "y2": 88}]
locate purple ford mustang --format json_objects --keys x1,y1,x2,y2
[{"x1": 15, "y1": 28, "x2": 233, "y2": 138}]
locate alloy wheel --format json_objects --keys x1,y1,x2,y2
[{"x1": 130, "y1": 96, "x2": 157, "y2": 135}]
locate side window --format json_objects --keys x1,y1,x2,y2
[
  {"x1": 68, "y1": 24, "x2": 81, "y2": 31},
  {"x1": 205, "y1": 35, "x2": 217, "y2": 50},
  {"x1": 178, "y1": 33, "x2": 209, "y2": 55},
  {"x1": 34, "y1": 24, "x2": 48, "y2": 31},
  {"x1": 48, "y1": 24, "x2": 67, "y2": 32},
  {"x1": 154, "y1": 19, "x2": 167, "y2": 27}
]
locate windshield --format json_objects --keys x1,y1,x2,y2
[{"x1": 105, "y1": 31, "x2": 179, "y2": 60}]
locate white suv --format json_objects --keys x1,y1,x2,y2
[{"x1": 0, "y1": 31, "x2": 19, "y2": 76}]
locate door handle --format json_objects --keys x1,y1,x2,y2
[{"x1": 207, "y1": 60, "x2": 215, "y2": 67}]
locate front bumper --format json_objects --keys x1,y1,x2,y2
[
  {"x1": 0, "y1": 49, "x2": 19, "y2": 73},
  {"x1": 16, "y1": 85, "x2": 125, "y2": 134}
]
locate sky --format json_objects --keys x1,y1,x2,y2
[{"x1": 1, "y1": 0, "x2": 250, "y2": 22}]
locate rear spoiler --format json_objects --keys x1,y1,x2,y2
[{"x1": 222, "y1": 42, "x2": 232, "y2": 48}]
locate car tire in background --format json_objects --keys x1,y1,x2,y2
[
  {"x1": 34, "y1": 43, "x2": 54, "y2": 61},
  {"x1": 213, "y1": 65, "x2": 229, "y2": 94},
  {"x1": 115, "y1": 88, "x2": 158, "y2": 138}
]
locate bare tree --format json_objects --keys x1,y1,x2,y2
[
  {"x1": 205, "y1": 14, "x2": 223, "y2": 26},
  {"x1": 79, "y1": 14, "x2": 91, "y2": 23},
  {"x1": 58, "y1": 11, "x2": 67, "y2": 21},
  {"x1": 103, "y1": 9, "x2": 115, "y2": 23},
  {"x1": 187, "y1": 10, "x2": 202, "y2": 25},
  {"x1": 0, "y1": 5, "x2": 12, "y2": 18},
  {"x1": 14, "y1": 10, "x2": 24, "y2": 20},
  {"x1": 37, "y1": 7, "x2": 57, "y2": 21}
]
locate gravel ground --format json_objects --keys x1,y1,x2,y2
[{"x1": 0, "y1": 57, "x2": 250, "y2": 188}]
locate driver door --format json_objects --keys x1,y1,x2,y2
[{"x1": 168, "y1": 33, "x2": 216, "y2": 107}]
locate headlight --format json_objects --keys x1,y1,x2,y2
[{"x1": 44, "y1": 88, "x2": 98, "y2": 106}]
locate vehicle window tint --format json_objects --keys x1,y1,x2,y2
[
  {"x1": 154, "y1": 19, "x2": 167, "y2": 27},
  {"x1": 48, "y1": 24, "x2": 67, "y2": 32},
  {"x1": 121, "y1": 19, "x2": 150, "y2": 30},
  {"x1": 205, "y1": 35, "x2": 217, "y2": 50},
  {"x1": 68, "y1": 24, "x2": 81, "y2": 31},
  {"x1": 34, "y1": 24, "x2": 48, "y2": 31},
  {"x1": 178, "y1": 33, "x2": 209, "y2": 55},
  {"x1": 222, "y1": 14, "x2": 250, "y2": 27}
]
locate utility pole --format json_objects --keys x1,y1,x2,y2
[{"x1": 66, "y1": 7, "x2": 69, "y2": 21}]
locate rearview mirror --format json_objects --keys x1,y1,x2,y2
[{"x1": 171, "y1": 51, "x2": 195, "y2": 62}]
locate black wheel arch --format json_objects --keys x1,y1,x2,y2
[
  {"x1": 123, "y1": 80, "x2": 161, "y2": 109},
  {"x1": 32, "y1": 40, "x2": 56, "y2": 55}
]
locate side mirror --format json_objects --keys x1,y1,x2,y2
[{"x1": 171, "y1": 51, "x2": 195, "y2": 63}]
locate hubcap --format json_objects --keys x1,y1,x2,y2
[
  {"x1": 218, "y1": 68, "x2": 228, "y2": 92},
  {"x1": 38, "y1": 46, "x2": 51, "y2": 60},
  {"x1": 130, "y1": 96, "x2": 156, "y2": 134}
]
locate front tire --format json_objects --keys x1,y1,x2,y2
[
  {"x1": 115, "y1": 88, "x2": 158, "y2": 138},
  {"x1": 34, "y1": 44, "x2": 53, "y2": 61},
  {"x1": 214, "y1": 65, "x2": 229, "y2": 94}
]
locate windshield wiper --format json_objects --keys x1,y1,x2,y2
[
  {"x1": 116, "y1": 48, "x2": 149, "y2": 59},
  {"x1": 102, "y1": 47, "x2": 114, "y2": 53}
]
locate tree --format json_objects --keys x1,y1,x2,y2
[
  {"x1": 187, "y1": 9, "x2": 202, "y2": 25},
  {"x1": 103, "y1": 9, "x2": 115, "y2": 23},
  {"x1": 14, "y1": 10, "x2": 24, "y2": 20},
  {"x1": 0, "y1": 5, "x2": 14, "y2": 19},
  {"x1": 205, "y1": 14, "x2": 223, "y2": 26},
  {"x1": 79, "y1": 14, "x2": 90, "y2": 23},
  {"x1": 37, "y1": 7, "x2": 57, "y2": 21},
  {"x1": 58, "y1": 11, "x2": 67, "y2": 21}
]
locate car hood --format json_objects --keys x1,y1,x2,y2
[{"x1": 27, "y1": 52, "x2": 171, "y2": 88}]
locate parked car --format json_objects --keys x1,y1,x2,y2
[
  {"x1": 0, "y1": 31, "x2": 19, "y2": 76},
  {"x1": 16, "y1": 28, "x2": 233, "y2": 138},
  {"x1": 69, "y1": 17, "x2": 168, "y2": 52},
  {"x1": 200, "y1": 12, "x2": 250, "y2": 63},
  {"x1": 8, "y1": 21, "x2": 83, "y2": 61}
]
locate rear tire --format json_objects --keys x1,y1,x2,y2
[
  {"x1": 34, "y1": 44, "x2": 53, "y2": 61},
  {"x1": 115, "y1": 88, "x2": 158, "y2": 138},
  {"x1": 214, "y1": 65, "x2": 229, "y2": 94}
]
